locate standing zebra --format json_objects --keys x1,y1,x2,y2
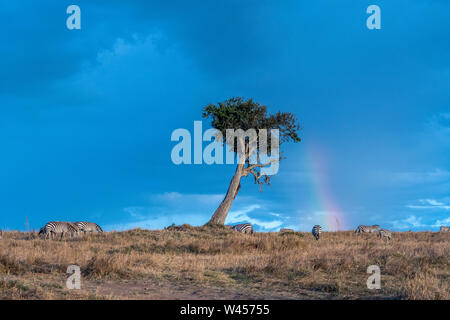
[
  {"x1": 232, "y1": 223, "x2": 253, "y2": 234},
  {"x1": 378, "y1": 229, "x2": 392, "y2": 241},
  {"x1": 74, "y1": 221, "x2": 103, "y2": 234},
  {"x1": 439, "y1": 226, "x2": 450, "y2": 232},
  {"x1": 312, "y1": 225, "x2": 322, "y2": 240},
  {"x1": 38, "y1": 221, "x2": 81, "y2": 239},
  {"x1": 0, "y1": 230, "x2": 2, "y2": 239},
  {"x1": 355, "y1": 225, "x2": 380, "y2": 234}
]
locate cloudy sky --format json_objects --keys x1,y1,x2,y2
[{"x1": 1, "y1": 1, "x2": 449, "y2": 232}]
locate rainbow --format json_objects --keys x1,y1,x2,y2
[{"x1": 304, "y1": 142, "x2": 347, "y2": 231}]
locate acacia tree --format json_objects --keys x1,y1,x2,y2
[{"x1": 204, "y1": 97, "x2": 301, "y2": 226}]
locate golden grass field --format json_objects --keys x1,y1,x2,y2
[{"x1": 0, "y1": 225, "x2": 448, "y2": 300}]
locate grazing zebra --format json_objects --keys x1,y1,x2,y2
[
  {"x1": 38, "y1": 221, "x2": 81, "y2": 239},
  {"x1": 378, "y1": 229, "x2": 392, "y2": 240},
  {"x1": 74, "y1": 221, "x2": 103, "y2": 234},
  {"x1": 38, "y1": 226, "x2": 49, "y2": 238},
  {"x1": 312, "y1": 225, "x2": 322, "y2": 240},
  {"x1": 355, "y1": 225, "x2": 380, "y2": 234},
  {"x1": 280, "y1": 228, "x2": 294, "y2": 233},
  {"x1": 232, "y1": 223, "x2": 253, "y2": 234},
  {"x1": 439, "y1": 226, "x2": 450, "y2": 232}
]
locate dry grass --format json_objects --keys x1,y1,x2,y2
[{"x1": 0, "y1": 225, "x2": 448, "y2": 300}]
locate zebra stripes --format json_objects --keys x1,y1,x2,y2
[
  {"x1": 378, "y1": 229, "x2": 392, "y2": 240},
  {"x1": 232, "y1": 223, "x2": 253, "y2": 234},
  {"x1": 74, "y1": 221, "x2": 103, "y2": 233},
  {"x1": 355, "y1": 225, "x2": 380, "y2": 234},
  {"x1": 312, "y1": 225, "x2": 322, "y2": 240},
  {"x1": 38, "y1": 221, "x2": 81, "y2": 239},
  {"x1": 439, "y1": 226, "x2": 450, "y2": 232},
  {"x1": 37, "y1": 221, "x2": 104, "y2": 239}
]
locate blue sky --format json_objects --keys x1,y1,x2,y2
[{"x1": 1, "y1": 1, "x2": 449, "y2": 232}]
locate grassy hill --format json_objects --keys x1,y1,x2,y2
[{"x1": 0, "y1": 225, "x2": 448, "y2": 299}]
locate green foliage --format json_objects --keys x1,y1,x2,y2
[{"x1": 202, "y1": 97, "x2": 301, "y2": 151}]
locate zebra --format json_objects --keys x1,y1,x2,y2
[
  {"x1": 439, "y1": 226, "x2": 450, "y2": 232},
  {"x1": 38, "y1": 221, "x2": 81, "y2": 239},
  {"x1": 378, "y1": 229, "x2": 392, "y2": 240},
  {"x1": 355, "y1": 225, "x2": 380, "y2": 234},
  {"x1": 0, "y1": 230, "x2": 2, "y2": 239},
  {"x1": 232, "y1": 223, "x2": 253, "y2": 234},
  {"x1": 312, "y1": 225, "x2": 322, "y2": 240},
  {"x1": 74, "y1": 221, "x2": 103, "y2": 234}
]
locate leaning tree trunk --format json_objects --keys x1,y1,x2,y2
[{"x1": 206, "y1": 163, "x2": 245, "y2": 225}]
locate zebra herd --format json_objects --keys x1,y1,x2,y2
[
  {"x1": 311, "y1": 224, "x2": 450, "y2": 241},
  {"x1": 230, "y1": 223, "x2": 325, "y2": 241},
  {"x1": 310, "y1": 224, "x2": 393, "y2": 241},
  {"x1": 355, "y1": 224, "x2": 393, "y2": 240},
  {"x1": 38, "y1": 221, "x2": 103, "y2": 240},
  {"x1": 230, "y1": 223, "x2": 323, "y2": 240},
  {"x1": 1, "y1": 222, "x2": 449, "y2": 240}
]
